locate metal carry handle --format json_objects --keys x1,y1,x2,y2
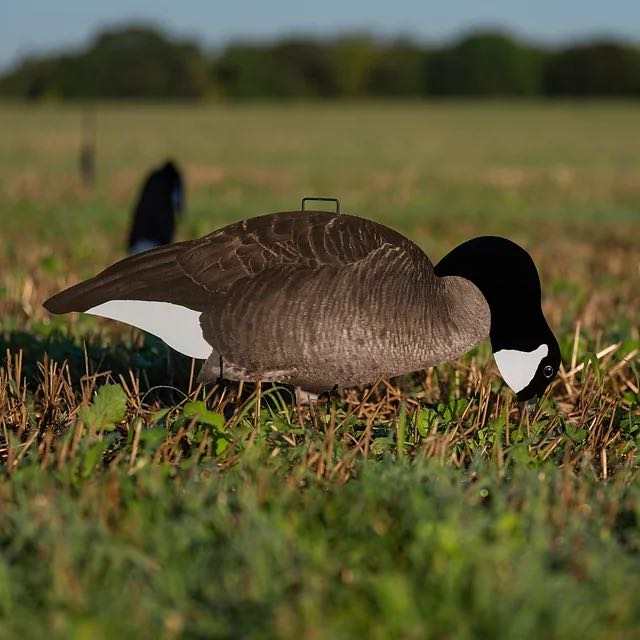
[{"x1": 301, "y1": 197, "x2": 341, "y2": 214}]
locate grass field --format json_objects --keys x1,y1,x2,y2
[{"x1": 0, "y1": 101, "x2": 639, "y2": 639}]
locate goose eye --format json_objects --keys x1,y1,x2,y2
[{"x1": 543, "y1": 365, "x2": 554, "y2": 379}]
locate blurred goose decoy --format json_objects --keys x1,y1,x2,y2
[
  {"x1": 79, "y1": 110, "x2": 96, "y2": 188},
  {"x1": 128, "y1": 160, "x2": 184, "y2": 254},
  {"x1": 44, "y1": 202, "x2": 560, "y2": 401}
]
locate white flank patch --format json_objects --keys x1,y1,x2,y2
[
  {"x1": 494, "y1": 344, "x2": 549, "y2": 393},
  {"x1": 129, "y1": 239, "x2": 161, "y2": 255},
  {"x1": 87, "y1": 300, "x2": 211, "y2": 359}
]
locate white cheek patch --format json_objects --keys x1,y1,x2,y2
[
  {"x1": 87, "y1": 300, "x2": 211, "y2": 360},
  {"x1": 493, "y1": 344, "x2": 548, "y2": 393}
]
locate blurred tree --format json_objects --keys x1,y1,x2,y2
[
  {"x1": 0, "y1": 25, "x2": 209, "y2": 99},
  {"x1": 544, "y1": 41, "x2": 640, "y2": 96},
  {"x1": 215, "y1": 39, "x2": 336, "y2": 98},
  {"x1": 81, "y1": 26, "x2": 209, "y2": 98},
  {"x1": 272, "y1": 40, "x2": 337, "y2": 97},
  {"x1": 367, "y1": 40, "x2": 429, "y2": 96},
  {"x1": 428, "y1": 31, "x2": 544, "y2": 96},
  {"x1": 329, "y1": 35, "x2": 379, "y2": 97},
  {"x1": 213, "y1": 44, "x2": 279, "y2": 98},
  {"x1": 0, "y1": 56, "x2": 63, "y2": 100},
  {"x1": 216, "y1": 36, "x2": 380, "y2": 99},
  {"x1": 1, "y1": 26, "x2": 639, "y2": 100}
]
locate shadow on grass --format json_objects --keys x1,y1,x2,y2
[
  {"x1": 0, "y1": 328, "x2": 305, "y2": 413},
  {"x1": 0, "y1": 329, "x2": 199, "y2": 401}
]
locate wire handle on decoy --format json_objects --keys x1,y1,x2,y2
[{"x1": 301, "y1": 197, "x2": 341, "y2": 214}]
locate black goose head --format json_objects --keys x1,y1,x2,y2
[{"x1": 434, "y1": 236, "x2": 561, "y2": 401}]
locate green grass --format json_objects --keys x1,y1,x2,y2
[
  {"x1": 0, "y1": 100, "x2": 639, "y2": 639},
  {"x1": 2, "y1": 455, "x2": 639, "y2": 639}
]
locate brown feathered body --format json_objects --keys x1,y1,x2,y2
[{"x1": 45, "y1": 211, "x2": 491, "y2": 392}]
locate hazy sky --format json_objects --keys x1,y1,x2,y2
[{"x1": 2, "y1": 0, "x2": 640, "y2": 69}]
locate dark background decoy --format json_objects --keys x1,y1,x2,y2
[
  {"x1": 79, "y1": 110, "x2": 96, "y2": 187},
  {"x1": 127, "y1": 160, "x2": 184, "y2": 254}
]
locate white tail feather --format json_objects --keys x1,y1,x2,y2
[{"x1": 87, "y1": 300, "x2": 211, "y2": 359}]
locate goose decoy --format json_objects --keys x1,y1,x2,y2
[
  {"x1": 44, "y1": 200, "x2": 560, "y2": 401},
  {"x1": 79, "y1": 108, "x2": 97, "y2": 188},
  {"x1": 127, "y1": 160, "x2": 184, "y2": 254}
]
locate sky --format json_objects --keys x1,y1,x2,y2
[{"x1": 2, "y1": 0, "x2": 640, "y2": 70}]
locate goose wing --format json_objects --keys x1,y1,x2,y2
[
  {"x1": 174, "y1": 210, "x2": 427, "y2": 294},
  {"x1": 45, "y1": 211, "x2": 427, "y2": 312},
  {"x1": 43, "y1": 211, "x2": 429, "y2": 359}
]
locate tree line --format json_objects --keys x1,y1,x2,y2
[{"x1": 1, "y1": 24, "x2": 639, "y2": 100}]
